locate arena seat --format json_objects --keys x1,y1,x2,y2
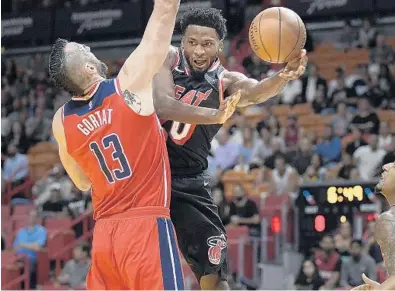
[
  {"x1": 2, "y1": 205, "x2": 11, "y2": 221},
  {"x1": 226, "y1": 226, "x2": 253, "y2": 279},
  {"x1": 13, "y1": 204, "x2": 35, "y2": 216}
]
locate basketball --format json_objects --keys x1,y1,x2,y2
[{"x1": 249, "y1": 7, "x2": 306, "y2": 64}]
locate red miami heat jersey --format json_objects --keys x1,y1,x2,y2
[{"x1": 62, "y1": 79, "x2": 171, "y2": 220}]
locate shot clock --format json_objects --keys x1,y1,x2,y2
[{"x1": 295, "y1": 180, "x2": 378, "y2": 254}]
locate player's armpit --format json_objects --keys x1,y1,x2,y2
[
  {"x1": 374, "y1": 212, "x2": 395, "y2": 276},
  {"x1": 52, "y1": 108, "x2": 92, "y2": 192}
]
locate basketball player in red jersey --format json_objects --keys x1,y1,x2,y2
[
  {"x1": 351, "y1": 162, "x2": 395, "y2": 290},
  {"x1": 48, "y1": 0, "x2": 237, "y2": 289}
]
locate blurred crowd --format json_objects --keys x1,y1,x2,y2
[{"x1": 1, "y1": 14, "x2": 395, "y2": 289}]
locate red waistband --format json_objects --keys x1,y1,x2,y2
[{"x1": 98, "y1": 206, "x2": 170, "y2": 221}]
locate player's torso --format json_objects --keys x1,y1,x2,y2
[
  {"x1": 62, "y1": 79, "x2": 170, "y2": 219},
  {"x1": 162, "y1": 48, "x2": 226, "y2": 176}
]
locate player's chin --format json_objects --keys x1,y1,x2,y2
[{"x1": 375, "y1": 180, "x2": 384, "y2": 193}]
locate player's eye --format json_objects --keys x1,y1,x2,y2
[{"x1": 188, "y1": 40, "x2": 197, "y2": 46}]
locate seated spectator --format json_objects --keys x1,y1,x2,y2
[
  {"x1": 13, "y1": 209, "x2": 47, "y2": 264},
  {"x1": 336, "y1": 21, "x2": 358, "y2": 49},
  {"x1": 56, "y1": 242, "x2": 91, "y2": 288},
  {"x1": 370, "y1": 34, "x2": 394, "y2": 64},
  {"x1": 378, "y1": 122, "x2": 393, "y2": 151},
  {"x1": 363, "y1": 75, "x2": 388, "y2": 108},
  {"x1": 328, "y1": 67, "x2": 345, "y2": 97},
  {"x1": 350, "y1": 97, "x2": 380, "y2": 135},
  {"x1": 242, "y1": 53, "x2": 269, "y2": 80},
  {"x1": 269, "y1": 154, "x2": 298, "y2": 195},
  {"x1": 212, "y1": 186, "x2": 230, "y2": 226},
  {"x1": 42, "y1": 184, "x2": 70, "y2": 218},
  {"x1": 357, "y1": 18, "x2": 377, "y2": 49},
  {"x1": 329, "y1": 78, "x2": 357, "y2": 107},
  {"x1": 5, "y1": 121, "x2": 31, "y2": 154},
  {"x1": 279, "y1": 79, "x2": 302, "y2": 105},
  {"x1": 291, "y1": 138, "x2": 313, "y2": 176},
  {"x1": 213, "y1": 128, "x2": 239, "y2": 172},
  {"x1": 228, "y1": 184, "x2": 260, "y2": 236},
  {"x1": 338, "y1": 152, "x2": 358, "y2": 180},
  {"x1": 251, "y1": 127, "x2": 274, "y2": 165},
  {"x1": 237, "y1": 126, "x2": 255, "y2": 165},
  {"x1": 2, "y1": 143, "x2": 29, "y2": 189},
  {"x1": 346, "y1": 127, "x2": 368, "y2": 156},
  {"x1": 25, "y1": 106, "x2": 51, "y2": 144},
  {"x1": 353, "y1": 134, "x2": 386, "y2": 180},
  {"x1": 282, "y1": 115, "x2": 299, "y2": 151},
  {"x1": 309, "y1": 153, "x2": 327, "y2": 181},
  {"x1": 264, "y1": 113, "x2": 282, "y2": 137},
  {"x1": 313, "y1": 234, "x2": 342, "y2": 289},
  {"x1": 264, "y1": 139, "x2": 286, "y2": 170},
  {"x1": 315, "y1": 126, "x2": 342, "y2": 164},
  {"x1": 330, "y1": 102, "x2": 351, "y2": 137},
  {"x1": 67, "y1": 186, "x2": 92, "y2": 219},
  {"x1": 301, "y1": 63, "x2": 328, "y2": 103},
  {"x1": 334, "y1": 221, "x2": 352, "y2": 257},
  {"x1": 340, "y1": 240, "x2": 377, "y2": 288},
  {"x1": 362, "y1": 220, "x2": 383, "y2": 264},
  {"x1": 294, "y1": 259, "x2": 325, "y2": 290},
  {"x1": 312, "y1": 85, "x2": 331, "y2": 114}
]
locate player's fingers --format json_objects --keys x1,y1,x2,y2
[
  {"x1": 362, "y1": 273, "x2": 379, "y2": 286},
  {"x1": 300, "y1": 49, "x2": 306, "y2": 57}
]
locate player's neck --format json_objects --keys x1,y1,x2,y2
[{"x1": 72, "y1": 77, "x2": 104, "y2": 101}]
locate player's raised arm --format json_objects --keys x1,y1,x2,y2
[
  {"x1": 153, "y1": 46, "x2": 240, "y2": 124},
  {"x1": 117, "y1": 0, "x2": 180, "y2": 115},
  {"x1": 52, "y1": 108, "x2": 91, "y2": 191}
]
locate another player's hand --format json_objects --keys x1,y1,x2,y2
[
  {"x1": 215, "y1": 90, "x2": 241, "y2": 124},
  {"x1": 279, "y1": 49, "x2": 308, "y2": 81},
  {"x1": 350, "y1": 274, "x2": 381, "y2": 290}
]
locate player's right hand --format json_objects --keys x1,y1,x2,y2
[
  {"x1": 350, "y1": 274, "x2": 381, "y2": 290},
  {"x1": 215, "y1": 90, "x2": 241, "y2": 124}
]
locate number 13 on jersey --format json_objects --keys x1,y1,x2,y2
[{"x1": 90, "y1": 133, "x2": 132, "y2": 183}]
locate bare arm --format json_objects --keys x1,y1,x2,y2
[
  {"x1": 153, "y1": 47, "x2": 239, "y2": 124},
  {"x1": 52, "y1": 108, "x2": 91, "y2": 191},
  {"x1": 117, "y1": 0, "x2": 180, "y2": 115},
  {"x1": 375, "y1": 212, "x2": 395, "y2": 276},
  {"x1": 226, "y1": 50, "x2": 307, "y2": 107}
]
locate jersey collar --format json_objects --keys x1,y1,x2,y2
[{"x1": 72, "y1": 80, "x2": 102, "y2": 101}]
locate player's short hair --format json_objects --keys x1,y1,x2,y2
[
  {"x1": 179, "y1": 8, "x2": 227, "y2": 40},
  {"x1": 48, "y1": 38, "x2": 83, "y2": 96}
]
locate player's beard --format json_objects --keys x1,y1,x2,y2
[{"x1": 375, "y1": 172, "x2": 387, "y2": 193}]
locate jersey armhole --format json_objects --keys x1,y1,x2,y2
[{"x1": 171, "y1": 49, "x2": 180, "y2": 71}]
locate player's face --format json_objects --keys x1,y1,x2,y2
[
  {"x1": 66, "y1": 42, "x2": 108, "y2": 79},
  {"x1": 376, "y1": 162, "x2": 395, "y2": 197},
  {"x1": 182, "y1": 25, "x2": 221, "y2": 73}
]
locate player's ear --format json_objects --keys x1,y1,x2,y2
[
  {"x1": 218, "y1": 40, "x2": 224, "y2": 52},
  {"x1": 84, "y1": 62, "x2": 96, "y2": 75}
]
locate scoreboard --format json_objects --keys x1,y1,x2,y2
[{"x1": 295, "y1": 180, "x2": 379, "y2": 254}]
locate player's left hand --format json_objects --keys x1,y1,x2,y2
[
  {"x1": 350, "y1": 274, "x2": 381, "y2": 290},
  {"x1": 215, "y1": 89, "x2": 241, "y2": 124},
  {"x1": 279, "y1": 49, "x2": 308, "y2": 81}
]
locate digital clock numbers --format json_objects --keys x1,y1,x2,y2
[{"x1": 327, "y1": 185, "x2": 364, "y2": 204}]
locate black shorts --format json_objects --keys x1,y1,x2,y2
[{"x1": 170, "y1": 173, "x2": 228, "y2": 281}]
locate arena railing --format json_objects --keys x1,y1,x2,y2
[{"x1": 2, "y1": 253, "x2": 30, "y2": 290}]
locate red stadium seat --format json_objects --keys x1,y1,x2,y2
[
  {"x1": 13, "y1": 204, "x2": 35, "y2": 216},
  {"x1": 45, "y1": 217, "x2": 73, "y2": 230},
  {"x1": 2, "y1": 205, "x2": 11, "y2": 221},
  {"x1": 226, "y1": 226, "x2": 253, "y2": 279}
]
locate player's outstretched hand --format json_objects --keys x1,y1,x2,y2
[
  {"x1": 215, "y1": 90, "x2": 241, "y2": 124},
  {"x1": 350, "y1": 274, "x2": 381, "y2": 290},
  {"x1": 279, "y1": 49, "x2": 308, "y2": 81}
]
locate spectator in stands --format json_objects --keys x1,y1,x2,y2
[
  {"x1": 315, "y1": 126, "x2": 342, "y2": 164},
  {"x1": 329, "y1": 77, "x2": 357, "y2": 108},
  {"x1": 291, "y1": 137, "x2": 313, "y2": 176},
  {"x1": 265, "y1": 113, "x2": 282, "y2": 138},
  {"x1": 312, "y1": 85, "x2": 331, "y2": 115},
  {"x1": 251, "y1": 127, "x2": 275, "y2": 166},
  {"x1": 378, "y1": 122, "x2": 393, "y2": 151},
  {"x1": 282, "y1": 115, "x2": 299, "y2": 151},
  {"x1": 25, "y1": 106, "x2": 51, "y2": 144},
  {"x1": 328, "y1": 67, "x2": 345, "y2": 97},
  {"x1": 353, "y1": 134, "x2": 386, "y2": 180},
  {"x1": 5, "y1": 121, "x2": 31, "y2": 154},
  {"x1": 310, "y1": 153, "x2": 327, "y2": 181},
  {"x1": 346, "y1": 127, "x2": 368, "y2": 156},
  {"x1": 42, "y1": 184, "x2": 70, "y2": 218},
  {"x1": 338, "y1": 152, "x2": 359, "y2": 180},
  {"x1": 340, "y1": 239, "x2": 377, "y2": 288},
  {"x1": 56, "y1": 242, "x2": 91, "y2": 288},
  {"x1": 2, "y1": 143, "x2": 29, "y2": 187},
  {"x1": 381, "y1": 138, "x2": 395, "y2": 166},
  {"x1": 347, "y1": 64, "x2": 369, "y2": 97},
  {"x1": 370, "y1": 34, "x2": 394, "y2": 64},
  {"x1": 213, "y1": 128, "x2": 239, "y2": 173},
  {"x1": 226, "y1": 56, "x2": 246, "y2": 74},
  {"x1": 336, "y1": 20, "x2": 358, "y2": 49},
  {"x1": 269, "y1": 154, "x2": 298, "y2": 196},
  {"x1": 264, "y1": 139, "x2": 286, "y2": 169},
  {"x1": 363, "y1": 75, "x2": 388, "y2": 108},
  {"x1": 237, "y1": 126, "x2": 255, "y2": 166},
  {"x1": 279, "y1": 79, "x2": 302, "y2": 105},
  {"x1": 330, "y1": 102, "x2": 351, "y2": 137},
  {"x1": 301, "y1": 63, "x2": 328, "y2": 103},
  {"x1": 334, "y1": 221, "x2": 352, "y2": 257},
  {"x1": 350, "y1": 97, "x2": 380, "y2": 134},
  {"x1": 294, "y1": 259, "x2": 325, "y2": 290},
  {"x1": 13, "y1": 209, "x2": 47, "y2": 264},
  {"x1": 313, "y1": 234, "x2": 342, "y2": 289},
  {"x1": 67, "y1": 186, "x2": 92, "y2": 219},
  {"x1": 229, "y1": 184, "x2": 260, "y2": 236},
  {"x1": 242, "y1": 53, "x2": 269, "y2": 80},
  {"x1": 357, "y1": 18, "x2": 377, "y2": 49},
  {"x1": 212, "y1": 186, "x2": 230, "y2": 226},
  {"x1": 362, "y1": 219, "x2": 383, "y2": 264}
]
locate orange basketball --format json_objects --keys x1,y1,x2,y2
[{"x1": 249, "y1": 7, "x2": 306, "y2": 64}]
